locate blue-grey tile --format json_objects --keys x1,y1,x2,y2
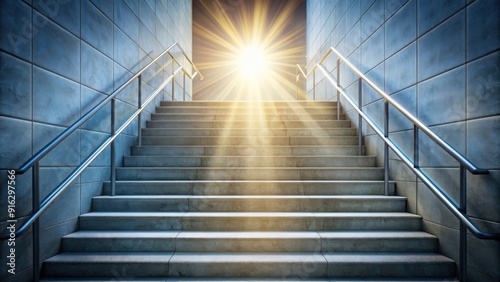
[
  {"x1": 145, "y1": 0, "x2": 155, "y2": 12},
  {"x1": 81, "y1": 166, "x2": 110, "y2": 183},
  {"x1": 417, "y1": 180, "x2": 460, "y2": 229},
  {"x1": 467, "y1": 0, "x2": 500, "y2": 60},
  {"x1": 385, "y1": 0, "x2": 416, "y2": 57},
  {"x1": 114, "y1": 99, "x2": 137, "y2": 135},
  {"x1": 81, "y1": 42, "x2": 113, "y2": 94},
  {"x1": 82, "y1": 0, "x2": 113, "y2": 58},
  {"x1": 360, "y1": 0, "x2": 384, "y2": 41},
  {"x1": 418, "y1": 66, "x2": 465, "y2": 125},
  {"x1": 418, "y1": 11, "x2": 465, "y2": 81},
  {"x1": 0, "y1": 0, "x2": 32, "y2": 60},
  {"x1": 0, "y1": 52, "x2": 32, "y2": 119},
  {"x1": 81, "y1": 182, "x2": 103, "y2": 213},
  {"x1": 467, "y1": 51, "x2": 500, "y2": 119},
  {"x1": 421, "y1": 220, "x2": 459, "y2": 263},
  {"x1": 467, "y1": 116, "x2": 500, "y2": 168},
  {"x1": 418, "y1": 0, "x2": 465, "y2": 36},
  {"x1": 33, "y1": 66, "x2": 80, "y2": 126},
  {"x1": 114, "y1": 26, "x2": 139, "y2": 73},
  {"x1": 40, "y1": 219, "x2": 78, "y2": 261},
  {"x1": 40, "y1": 184, "x2": 80, "y2": 229},
  {"x1": 90, "y1": 0, "x2": 113, "y2": 19},
  {"x1": 362, "y1": 62, "x2": 385, "y2": 106},
  {"x1": 81, "y1": 86, "x2": 111, "y2": 133},
  {"x1": 33, "y1": 122, "x2": 80, "y2": 167},
  {"x1": 114, "y1": 0, "x2": 138, "y2": 43},
  {"x1": 395, "y1": 180, "x2": 417, "y2": 213},
  {"x1": 389, "y1": 130, "x2": 414, "y2": 162},
  {"x1": 385, "y1": 0, "x2": 408, "y2": 19},
  {"x1": 346, "y1": 0, "x2": 360, "y2": 32},
  {"x1": 138, "y1": 24, "x2": 154, "y2": 61},
  {"x1": 34, "y1": 0, "x2": 81, "y2": 36},
  {"x1": 361, "y1": 26, "x2": 384, "y2": 72},
  {"x1": 361, "y1": 0, "x2": 376, "y2": 15},
  {"x1": 389, "y1": 86, "x2": 416, "y2": 131},
  {"x1": 139, "y1": 0, "x2": 155, "y2": 34},
  {"x1": 124, "y1": 0, "x2": 139, "y2": 16},
  {"x1": 115, "y1": 72, "x2": 139, "y2": 106},
  {"x1": 467, "y1": 170, "x2": 500, "y2": 223},
  {"x1": 419, "y1": 122, "x2": 466, "y2": 167},
  {"x1": 0, "y1": 117, "x2": 32, "y2": 168},
  {"x1": 33, "y1": 12, "x2": 80, "y2": 81},
  {"x1": 39, "y1": 167, "x2": 79, "y2": 199},
  {"x1": 80, "y1": 129, "x2": 110, "y2": 167},
  {"x1": 467, "y1": 220, "x2": 500, "y2": 281}
]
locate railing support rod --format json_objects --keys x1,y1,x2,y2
[
  {"x1": 460, "y1": 165, "x2": 467, "y2": 282},
  {"x1": 384, "y1": 100, "x2": 389, "y2": 195},
  {"x1": 358, "y1": 78, "x2": 363, "y2": 156},
  {"x1": 336, "y1": 58, "x2": 341, "y2": 120},
  {"x1": 32, "y1": 163, "x2": 40, "y2": 282},
  {"x1": 110, "y1": 99, "x2": 116, "y2": 196},
  {"x1": 171, "y1": 57, "x2": 175, "y2": 101},
  {"x1": 137, "y1": 76, "x2": 142, "y2": 148}
]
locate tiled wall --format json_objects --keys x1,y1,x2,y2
[
  {"x1": 306, "y1": 0, "x2": 499, "y2": 280},
  {"x1": 0, "y1": 0, "x2": 192, "y2": 281}
]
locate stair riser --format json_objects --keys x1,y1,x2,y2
[
  {"x1": 79, "y1": 216, "x2": 420, "y2": 231},
  {"x1": 141, "y1": 128, "x2": 357, "y2": 137},
  {"x1": 123, "y1": 156, "x2": 376, "y2": 168},
  {"x1": 151, "y1": 114, "x2": 342, "y2": 121},
  {"x1": 156, "y1": 108, "x2": 339, "y2": 115},
  {"x1": 92, "y1": 198, "x2": 405, "y2": 212},
  {"x1": 102, "y1": 181, "x2": 394, "y2": 196},
  {"x1": 146, "y1": 120, "x2": 351, "y2": 128},
  {"x1": 115, "y1": 168, "x2": 384, "y2": 181},
  {"x1": 160, "y1": 101, "x2": 338, "y2": 107},
  {"x1": 131, "y1": 146, "x2": 365, "y2": 156},
  {"x1": 326, "y1": 260, "x2": 455, "y2": 278},
  {"x1": 43, "y1": 261, "x2": 171, "y2": 277},
  {"x1": 141, "y1": 136, "x2": 359, "y2": 146}
]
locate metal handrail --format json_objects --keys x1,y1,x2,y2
[
  {"x1": 0, "y1": 42, "x2": 202, "y2": 282},
  {"x1": 296, "y1": 46, "x2": 498, "y2": 282}
]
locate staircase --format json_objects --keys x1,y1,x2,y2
[{"x1": 42, "y1": 101, "x2": 457, "y2": 281}]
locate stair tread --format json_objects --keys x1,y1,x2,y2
[
  {"x1": 65, "y1": 230, "x2": 435, "y2": 239},
  {"x1": 81, "y1": 212, "x2": 420, "y2": 217}
]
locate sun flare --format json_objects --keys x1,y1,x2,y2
[
  {"x1": 193, "y1": 0, "x2": 306, "y2": 100},
  {"x1": 237, "y1": 45, "x2": 268, "y2": 78}
]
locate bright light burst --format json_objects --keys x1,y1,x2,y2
[{"x1": 193, "y1": 0, "x2": 306, "y2": 100}]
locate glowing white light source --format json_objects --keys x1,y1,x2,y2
[{"x1": 238, "y1": 45, "x2": 268, "y2": 77}]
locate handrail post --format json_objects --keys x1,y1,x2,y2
[
  {"x1": 459, "y1": 164, "x2": 467, "y2": 282},
  {"x1": 110, "y1": 99, "x2": 116, "y2": 196},
  {"x1": 358, "y1": 78, "x2": 363, "y2": 155},
  {"x1": 384, "y1": 100, "x2": 389, "y2": 195},
  {"x1": 414, "y1": 124, "x2": 419, "y2": 167},
  {"x1": 336, "y1": 58, "x2": 341, "y2": 120},
  {"x1": 183, "y1": 72, "x2": 186, "y2": 101},
  {"x1": 171, "y1": 58, "x2": 175, "y2": 101},
  {"x1": 32, "y1": 162, "x2": 40, "y2": 282},
  {"x1": 313, "y1": 69, "x2": 316, "y2": 100},
  {"x1": 137, "y1": 76, "x2": 142, "y2": 148}
]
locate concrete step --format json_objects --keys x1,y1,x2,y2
[
  {"x1": 151, "y1": 113, "x2": 344, "y2": 121},
  {"x1": 160, "y1": 100, "x2": 338, "y2": 107},
  {"x1": 61, "y1": 231, "x2": 437, "y2": 253},
  {"x1": 115, "y1": 167, "x2": 385, "y2": 181},
  {"x1": 79, "y1": 212, "x2": 421, "y2": 231},
  {"x1": 141, "y1": 128, "x2": 357, "y2": 137},
  {"x1": 91, "y1": 195, "x2": 406, "y2": 212},
  {"x1": 131, "y1": 145, "x2": 365, "y2": 156},
  {"x1": 102, "y1": 180, "x2": 395, "y2": 196},
  {"x1": 43, "y1": 252, "x2": 173, "y2": 277},
  {"x1": 41, "y1": 278, "x2": 458, "y2": 282},
  {"x1": 146, "y1": 120, "x2": 352, "y2": 129},
  {"x1": 123, "y1": 156, "x2": 376, "y2": 167},
  {"x1": 140, "y1": 136, "x2": 359, "y2": 146},
  {"x1": 156, "y1": 106, "x2": 339, "y2": 115}
]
